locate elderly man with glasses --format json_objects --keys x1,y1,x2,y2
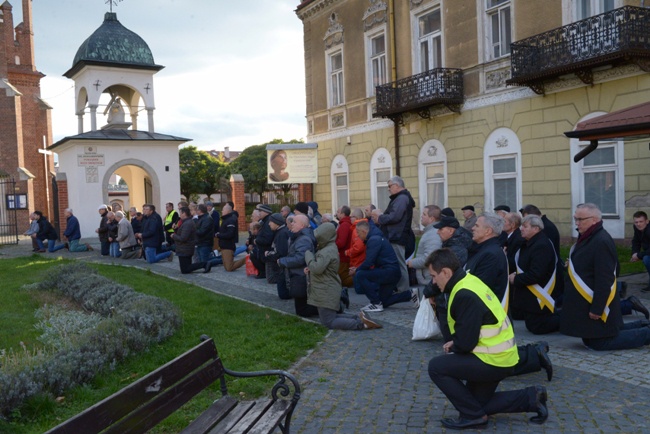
[{"x1": 560, "y1": 203, "x2": 650, "y2": 350}]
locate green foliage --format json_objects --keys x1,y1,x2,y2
[
  {"x1": 559, "y1": 243, "x2": 645, "y2": 275},
  {"x1": 179, "y1": 146, "x2": 229, "y2": 201},
  {"x1": 231, "y1": 138, "x2": 303, "y2": 199},
  {"x1": 0, "y1": 258, "x2": 326, "y2": 433}
]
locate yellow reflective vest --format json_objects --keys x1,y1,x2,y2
[
  {"x1": 448, "y1": 272, "x2": 519, "y2": 368},
  {"x1": 164, "y1": 210, "x2": 178, "y2": 233}
]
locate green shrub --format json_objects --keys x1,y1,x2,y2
[{"x1": 0, "y1": 263, "x2": 181, "y2": 417}]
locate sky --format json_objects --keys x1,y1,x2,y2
[{"x1": 13, "y1": 0, "x2": 307, "y2": 152}]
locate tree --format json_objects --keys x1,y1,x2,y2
[
  {"x1": 179, "y1": 146, "x2": 211, "y2": 200},
  {"x1": 230, "y1": 138, "x2": 304, "y2": 201}
]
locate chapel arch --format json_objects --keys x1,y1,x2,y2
[{"x1": 102, "y1": 159, "x2": 160, "y2": 211}]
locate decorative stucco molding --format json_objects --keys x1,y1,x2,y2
[
  {"x1": 363, "y1": 0, "x2": 387, "y2": 30},
  {"x1": 324, "y1": 12, "x2": 344, "y2": 48}
]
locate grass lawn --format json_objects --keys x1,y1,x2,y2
[{"x1": 0, "y1": 256, "x2": 327, "y2": 434}]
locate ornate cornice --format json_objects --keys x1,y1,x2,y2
[
  {"x1": 363, "y1": 0, "x2": 387, "y2": 30},
  {"x1": 324, "y1": 12, "x2": 344, "y2": 48},
  {"x1": 296, "y1": 0, "x2": 342, "y2": 21}
]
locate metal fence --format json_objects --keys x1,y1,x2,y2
[{"x1": 0, "y1": 177, "x2": 19, "y2": 245}]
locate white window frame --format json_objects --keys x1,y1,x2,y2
[
  {"x1": 411, "y1": 2, "x2": 444, "y2": 74},
  {"x1": 485, "y1": 0, "x2": 512, "y2": 61},
  {"x1": 483, "y1": 128, "x2": 522, "y2": 212},
  {"x1": 562, "y1": 0, "x2": 619, "y2": 24},
  {"x1": 418, "y1": 139, "x2": 447, "y2": 221},
  {"x1": 365, "y1": 25, "x2": 388, "y2": 97},
  {"x1": 326, "y1": 47, "x2": 345, "y2": 108},
  {"x1": 370, "y1": 148, "x2": 393, "y2": 212},
  {"x1": 331, "y1": 154, "x2": 350, "y2": 213},
  {"x1": 570, "y1": 112, "x2": 625, "y2": 238}
]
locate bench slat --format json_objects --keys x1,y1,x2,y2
[
  {"x1": 178, "y1": 395, "x2": 240, "y2": 434},
  {"x1": 226, "y1": 399, "x2": 275, "y2": 434},
  {"x1": 46, "y1": 338, "x2": 220, "y2": 434},
  {"x1": 246, "y1": 400, "x2": 292, "y2": 434},
  {"x1": 103, "y1": 360, "x2": 223, "y2": 434},
  {"x1": 205, "y1": 400, "x2": 257, "y2": 434}
]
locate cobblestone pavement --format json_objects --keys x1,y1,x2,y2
[{"x1": 2, "y1": 238, "x2": 650, "y2": 433}]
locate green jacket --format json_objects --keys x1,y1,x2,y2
[{"x1": 305, "y1": 223, "x2": 341, "y2": 311}]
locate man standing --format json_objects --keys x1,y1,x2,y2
[
  {"x1": 130, "y1": 207, "x2": 143, "y2": 234},
  {"x1": 115, "y1": 211, "x2": 139, "y2": 259},
  {"x1": 631, "y1": 211, "x2": 650, "y2": 292},
  {"x1": 408, "y1": 205, "x2": 443, "y2": 285},
  {"x1": 137, "y1": 204, "x2": 173, "y2": 264},
  {"x1": 216, "y1": 203, "x2": 247, "y2": 272},
  {"x1": 254, "y1": 204, "x2": 274, "y2": 280},
  {"x1": 163, "y1": 202, "x2": 180, "y2": 249},
  {"x1": 353, "y1": 220, "x2": 418, "y2": 312},
  {"x1": 96, "y1": 204, "x2": 110, "y2": 256},
  {"x1": 278, "y1": 215, "x2": 318, "y2": 317},
  {"x1": 52, "y1": 208, "x2": 92, "y2": 252},
  {"x1": 561, "y1": 203, "x2": 650, "y2": 350},
  {"x1": 427, "y1": 249, "x2": 548, "y2": 430},
  {"x1": 461, "y1": 205, "x2": 478, "y2": 231},
  {"x1": 376, "y1": 176, "x2": 416, "y2": 294},
  {"x1": 509, "y1": 215, "x2": 560, "y2": 334},
  {"x1": 335, "y1": 205, "x2": 353, "y2": 287}
]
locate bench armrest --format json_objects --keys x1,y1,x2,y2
[{"x1": 223, "y1": 368, "x2": 301, "y2": 404}]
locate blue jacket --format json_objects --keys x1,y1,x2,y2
[
  {"x1": 377, "y1": 188, "x2": 415, "y2": 246},
  {"x1": 63, "y1": 215, "x2": 82, "y2": 241},
  {"x1": 279, "y1": 227, "x2": 316, "y2": 277},
  {"x1": 141, "y1": 211, "x2": 165, "y2": 249},
  {"x1": 358, "y1": 224, "x2": 399, "y2": 272}
]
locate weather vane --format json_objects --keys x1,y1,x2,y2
[{"x1": 106, "y1": 0, "x2": 124, "y2": 13}]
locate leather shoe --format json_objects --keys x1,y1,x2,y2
[
  {"x1": 627, "y1": 295, "x2": 650, "y2": 320},
  {"x1": 204, "y1": 262, "x2": 212, "y2": 273},
  {"x1": 530, "y1": 385, "x2": 548, "y2": 424},
  {"x1": 535, "y1": 341, "x2": 553, "y2": 382},
  {"x1": 441, "y1": 416, "x2": 488, "y2": 430}
]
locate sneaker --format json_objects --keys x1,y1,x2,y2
[
  {"x1": 361, "y1": 313, "x2": 383, "y2": 329},
  {"x1": 361, "y1": 302, "x2": 383, "y2": 312},
  {"x1": 411, "y1": 288, "x2": 420, "y2": 308}
]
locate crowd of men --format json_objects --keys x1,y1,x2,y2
[{"x1": 25, "y1": 175, "x2": 650, "y2": 429}]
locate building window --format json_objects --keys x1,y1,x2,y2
[
  {"x1": 483, "y1": 128, "x2": 522, "y2": 213},
  {"x1": 6, "y1": 194, "x2": 28, "y2": 209},
  {"x1": 576, "y1": 0, "x2": 615, "y2": 20},
  {"x1": 418, "y1": 139, "x2": 447, "y2": 214},
  {"x1": 331, "y1": 155, "x2": 349, "y2": 212},
  {"x1": 370, "y1": 148, "x2": 393, "y2": 212},
  {"x1": 366, "y1": 31, "x2": 387, "y2": 96},
  {"x1": 486, "y1": 0, "x2": 511, "y2": 59},
  {"x1": 581, "y1": 145, "x2": 617, "y2": 214},
  {"x1": 491, "y1": 156, "x2": 517, "y2": 211},
  {"x1": 328, "y1": 50, "x2": 344, "y2": 107},
  {"x1": 417, "y1": 8, "x2": 442, "y2": 72}
]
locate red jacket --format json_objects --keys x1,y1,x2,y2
[
  {"x1": 336, "y1": 215, "x2": 352, "y2": 262},
  {"x1": 345, "y1": 218, "x2": 367, "y2": 268}
]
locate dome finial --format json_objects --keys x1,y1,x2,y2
[{"x1": 105, "y1": 0, "x2": 124, "y2": 14}]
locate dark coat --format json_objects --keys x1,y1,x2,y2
[
  {"x1": 266, "y1": 225, "x2": 291, "y2": 262},
  {"x1": 541, "y1": 215, "x2": 560, "y2": 258},
  {"x1": 278, "y1": 227, "x2": 316, "y2": 278},
  {"x1": 632, "y1": 223, "x2": 650, "y2": 260},
  {"x1": 37, "y1": 217, "x2": 57, "y2": 241},
  {"x1": 141, "y1": 211, "x2": 165, "y2": 249},
  {"x1": 107, "y1": 219, "x2": 118, "y2": 240},
  {"x1": 194, "y1": 213, "x2": 214, "y2": 247},
  {"x1": 209, "y1": 209, "x2": 221, "y2": 234},
  {"x1": 63, "y1": 215, "x2": 82, "y2": 241},
  {"x1": 131, "y1": 217, "x2": 143, "y2": 234},
  {"x1": 465, "y1": 236, "x2": 509, "y2": 302},
  {"x1": 358, "y1": 224, "x2": 399, "y2": 272},
  {"x1": 217, "y1": 211, "x2": 239, "y2": 251},
  {"x1": 443, "y1": 226, "x2": 473, "y2": 267},
  {"x1": 377, "y1": 188, "x2": 415, "y2": 248},
  {"x1": 512, "y1": 231, "x2": 556, "y2": 314},
  {"x1": 173, "y1": 217, "x2": 197, "y2": 257},
  {"x1": 560, "y1": 223, "x2": 622, "y2": 339},
  {"x1": 97, "y1": 211, "x2": 109, "y2": 242},
  {"x1": 505, "y1": 228, "x2": 525, "y2": 273},
  {"x1": 255, "y1": 213, "x2": 274, "y2": 253}
]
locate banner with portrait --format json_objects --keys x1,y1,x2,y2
[{"x1": 266, "y1": 143, "x2": 318, "y2": 184}]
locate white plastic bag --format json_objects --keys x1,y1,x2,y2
[{"x1": 412, "y1": 295, "x2": 441, "y2": 341}]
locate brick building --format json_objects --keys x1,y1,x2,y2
[
  {"x1": 295, "y1": 0, "x2": 650, "y2": 240},
  {"x1": 0, "y1": 0, "x2": 54, "y2": 224}
]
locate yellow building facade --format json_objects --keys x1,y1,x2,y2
[{"x1": 295, "y1": 0, "x2": 650, "y2": 239}]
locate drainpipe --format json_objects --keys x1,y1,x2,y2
[{"x1": 388, "y1": 0, "x2": 401, "y2": 176}]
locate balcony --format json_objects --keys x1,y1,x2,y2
[
  {"x1": 374, "y1": 68, "x2": 464, "y2": 123},
  {"x1": 507, "y1": 6, "x2": 650, "y2": 95}
]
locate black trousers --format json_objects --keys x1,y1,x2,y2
[
  {"x1": 429, "y1": 353, "x2": 537, "y2": 419},
  {"x1": 178, "y1": 255, "x2": 207, "y2": 274},
  {"x1": 524, "y1": 311, "x2": 561, "y2": 335}
]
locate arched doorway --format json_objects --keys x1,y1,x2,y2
[{"x1": 103, "y1": 159, "x2": 159, "y2": 213}]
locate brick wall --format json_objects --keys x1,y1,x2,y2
[{"x1": 230, "y1": 174, "x2": 247, "y2": 231}]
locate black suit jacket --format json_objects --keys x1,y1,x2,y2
[{"x1": 512, "y1": 231, "x2": 556, "y2": 314}]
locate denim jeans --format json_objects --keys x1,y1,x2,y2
[
  {"x1": 196, "y1": 245, "x2": 222, "y2": 266},
  {"x1": 49, "y1": 241, "x2": 66, "y2": 252},
  {"x1": 144, "y1": 246, "x2": 172, "y2": 263},
  {"x1": 583, "y1": 320, "x2": 650, "y2": 350},
  {"x1": 68, "y1": 239, "x2": 88, "y2": 252},
  {"x1": 110, "y1": 242, "x2": 122, "y2": 258},
  {"x1": 354, "y1": 267, "x2": 401, "y2": 305}
]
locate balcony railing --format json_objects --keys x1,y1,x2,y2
[
  {"x1": 507, "y1": 6, "x2": 650, "y2": 94},
  {"x1": 374, "y1": 68, "x2": 464, "y2": 121}
]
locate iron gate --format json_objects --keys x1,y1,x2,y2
[{"x1": 0, "y1": 177, "x2": 19, "y2": 245}]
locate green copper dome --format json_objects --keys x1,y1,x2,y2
[{"x1": 64, "y1": 12, "x2": 163, "y2": 77}]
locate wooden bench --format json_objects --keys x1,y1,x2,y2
[{"x1": 45, "y1": 335, "x2": 301, "y2": 434}]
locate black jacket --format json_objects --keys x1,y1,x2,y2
[
  {"x1": 97, "y1": 211, "x2": 109, "y2": 242},
  {"x1": 195, "y1": 214, "x2": 214, "y2": 247},
  {"x1": 255, "y1": 213, "x2": 275, "y2": 253},
  {"x1": 542, "y1": 215, "x2": 560, "y2": 258},
  {"x1": 505, "y1": 228, "x2": 525, "y2": 273},
  {"x1": 217, "y1": 211, "x2": 239, "y2": 251},
  {"x1": 173, "y1": 217, "x2": 197, "y2": 257},
  {"x1": 632, "y1": 223, "x2": 650, "y2": 260},
  {"x1": 443, "y1": 226, "x2": 473, "y2": 266},
  {"x1": 37, "y1": 217, "x2": 57, "y2": 241},
  {"x1": 141, "y1": 212, "x2": 165, "y2": 249},
  {"x1": 560, "y1": 223, "x2": 622, "y2": 339},
  {"x1": 377, "y1": 189, "x2": 415, "y2": 249},
  {"x1": 465, "y1": 236, "x2": 509, "y2": 302},
  {"x1": 512, "y1": 231, "x2": 556, "y2": 314}
]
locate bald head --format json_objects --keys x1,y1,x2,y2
[{"x1": 292, "y1": 214, "x2": 310, "y2": 232}]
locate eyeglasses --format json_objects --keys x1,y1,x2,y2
[{"x1": 573, "y1": 216, "x2": 594, "y2": 223}]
